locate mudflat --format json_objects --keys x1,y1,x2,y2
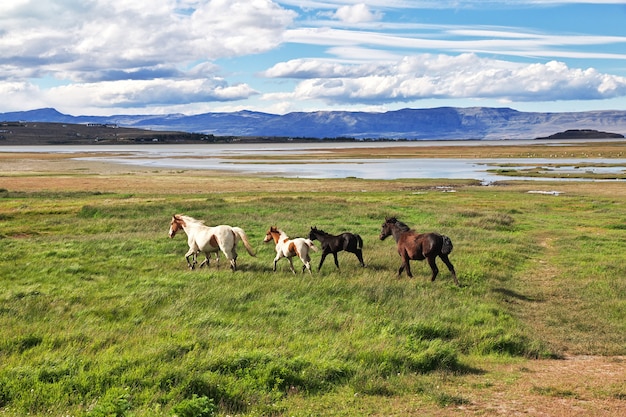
[{"x1": 2, "y1": 141, "x2": 626, "y2": 195}]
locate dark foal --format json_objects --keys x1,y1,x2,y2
[
  {"x1": 379, "y1": 217, "x2": 459, "y2": 286},
  {"x1": 308, "y1": 226, "x2": 365, "y2": 270}
]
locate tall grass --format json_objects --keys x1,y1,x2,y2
[{"x1": 1, "y1": 186, "x2": 624, "y2": 416}]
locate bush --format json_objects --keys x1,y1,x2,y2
[
  {"x1": 87, "y1": 390, "x2": 131, "y2": 417},
  {"x1": 172, "y1": 395, "x2": 216, "y2": 417}
]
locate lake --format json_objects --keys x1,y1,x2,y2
[{"x1": 3, "y1": 141, "x2": 626, "y2": 182}]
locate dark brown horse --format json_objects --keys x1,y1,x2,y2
[
  {"x1": 308, "y1": 226, "x2": 365, "y2": 270},
  {"x1": 379, "y1": 217, "x2": 459, "y2": 285}
]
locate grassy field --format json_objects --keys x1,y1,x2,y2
[{"x1": 1, "y1": 147, "x2": 625, "y2": 416}]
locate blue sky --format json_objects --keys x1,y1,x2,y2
[{"x1": 1, "y1": 0, "x2": 625, "y2": 116}]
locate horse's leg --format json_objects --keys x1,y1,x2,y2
[
  {"x1": 273, "y1": 254, "x2": 281, "y2": 272},
  {"x1": 332, "y1": 252, "x2": 339, "y2": 269},
  {"x1": 427, "y1": 256, "x2": 439, "y2": 282},
  {"x1": 230, "y1": 252, "x2": 237, "y2": 271},
  {"x1": 303, "y1": 257, "x2": 313, "y2": 274},
  {"x1": 397, "y1": 263, "x2": 405, "y2": 277},
  {"x1": 300, "y1": 252, "x2": 312, "y2": 274},
  {"x1": 227, "y1": 253, "x2": 236, "y2": 271},
  {"x1": 224, "y1": 249, "x2": 237, "y2": 271},
  {"x1": 231, "y1": 248, "x2": 238, "y2": 271},
  {"x1": 396, "y1": 250, "x2": 403, "y2": 276},
  {"x1": 211, "y1": 251, "x2": 219, "y2": 269},
  {"x1": 354, "y1": 249, "x2": 366, "y2": 267},
  {"x1": 404, "y1": 260, "x2": 413, "y2": 278},
  {"x1": 199, "y1": 252, "x2": 210, "y2": 268},
  {"x1": 439, "y1": 254, "x2": 459, "y2": 286},
  {"x1": 400, "y1": 250, "x2": 413, "y2": 278},
  {"x1": 287, "y1": 257, "x2": 296, "y2": 274},
  {"x1": 185, "y1": 248, "x2": 197, "y2": 270},
  {"x1": 396, "y1": 254, "x2": 407, "y2": 277},
  {"x1": 318, "y1": 251, "x2": 328, "y2": 271}
]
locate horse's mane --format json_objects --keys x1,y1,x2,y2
[
  {"x1": 386, "y1": 217, "x2": 410, "y2": 232},
  {"x1": 177, "y1": 214, "x2": 205, "y2": 225},
  {"x1": 311, "y1": 227, "x2": 329, "y2": 235},
  {"x1": 270, "y1": 226, "x2": 286, "y2": 235}
]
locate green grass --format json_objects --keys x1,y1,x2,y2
[{"x1": 1, "y1": 186, "x2": 625, "y2": 416}]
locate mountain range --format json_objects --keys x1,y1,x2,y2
[{"x1": 2, "y1": 107, "x2": 626, "y2": 140}]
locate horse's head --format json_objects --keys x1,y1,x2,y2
[
  {"x1": 379, "y1": 217, "x2": 397, "y2": 240},
  {"x1": 169, "y1": 215, "x2": 184, "y2": 238},
  {"x1": 263, "y1": 226, "x2": 279, "y2": 244},
  {"x1": 308, "y1": 226, "x2": 320, "y2": 241}
]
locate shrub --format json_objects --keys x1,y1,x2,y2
[
  {"x1": 172, "y1": 395, "x2": 216, "y2": 417},
  {"x1": 87, "y1": 390, "x2": 132, "y2": 417}
]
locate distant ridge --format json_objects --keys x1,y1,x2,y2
[{"x1": 2, "y1": 107, "x2": 626, "y2": 140}]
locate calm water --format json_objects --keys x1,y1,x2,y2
[{"x1": 4, "y1": 141, "x2": 626, "y2": 182}]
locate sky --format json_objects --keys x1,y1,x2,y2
[{"x1": 1, "y1": 0, "x2": 626, "y2": 116}]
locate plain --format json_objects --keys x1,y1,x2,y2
[{"x1": 0, "y1": 149, "x2": 625, "y2": 416}]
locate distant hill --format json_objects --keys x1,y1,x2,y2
[
  {"x1": 2, "y1": 107, "x2": 626, "y2": 141},
  {"x1": 0, "y1": 121, "x2": 210, "y2": 145},
  {"x1": 537, "y1": 129, "x2": 624, "y2": 140}
]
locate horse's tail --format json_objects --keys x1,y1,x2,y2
[
  {"x1": 355, "y1": 234, "x2": 363, "y2": 249},
  {"x1": 305, "y1": 239, "x2": 318, "y2": 251},
  {"x1": 233, "y1": 227, "x2": 256, "y2": 256},
  {"x1": 441, "y1": 235, "x2": 453, "y2": 255}
]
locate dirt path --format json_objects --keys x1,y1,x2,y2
[{"x1": 453, "y1": 355, "x2": 626, "y2": 416}]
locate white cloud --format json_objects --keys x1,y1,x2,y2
[
  {"x1": 1, "y1": 0, "x2": 625, "y2": 114},
  {"x1": 333, "y1": 4, "x2": 383, "y2": 23},
  {"x1": 262, "y1": 53, "x2": 626, "y2": 104},
  {"x1": 277, "y1": 0, "x2": 626, "y2": 10},
  {"x1": 44, "y1": 78, "x2": 259, "y2": 108},
  {"x1": 0, "y1": 0, "x2": 294, "y2": 112},
  {"x1": 283, "y1": 26, "x2": 626, "y2": 62}
]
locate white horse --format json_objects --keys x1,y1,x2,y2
[
  {"x1": 263, "y1": 226, "x2": 317, "y2": 274},
  {"x1": 168, "y1": 214, "x2": 255, "y2": 271}
]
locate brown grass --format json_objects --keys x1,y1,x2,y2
[
  {"x1": 440, "y1": 356, "x2": 625, "y2": 416},
  {"x1": 291, "y1": 356, "x2": 626, "y2": 416}
]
